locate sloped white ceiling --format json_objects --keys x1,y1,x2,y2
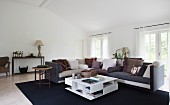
[
  {"x1": 5, "y1": 0, "x2": 170, "y2": 32},
  {"x1": 13, "y1": 0, "x2": 44, "y2": 6}
]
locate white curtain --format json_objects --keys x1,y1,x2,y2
[
  {"x1": 102, "y1": 35, "x2": 109, "y2": 59},
  {"x1": 135, "y1": 28, "x2": 145, "y2": 59},
  {"x1": 168, "y1": 23, "x2": 170, "y2": 96},
  {"x1": 90, "y1": 37, "x2": 96, "y2": 57},
  {"x1": 168, "y1": 25, "x2": 170, "y2": 75},
  {"x1": 90, "y1": 35, "x2": 109, "y2": 59}
]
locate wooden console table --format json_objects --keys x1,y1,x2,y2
[{"x1": 12, "y1": 56, "x2": 44, "y2": 75}]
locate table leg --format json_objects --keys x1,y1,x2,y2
[
  {"x1": 39, "y1": 70, "x2": 41, "y2": 87},
  {"x1": 49, "y1": 72, "x2": 50, "y2": 88},
  {"x1": 12, "y1": 58, "x2": 14, "y2": 75},
  {"x1": 35, "y1": 69, "x2": 36, "y2": 83},
  {"x1": 41, "y1": 58, "x2": 42, "y2": 65}
]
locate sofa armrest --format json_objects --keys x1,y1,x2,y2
[
  {"x1": 150, "y1": 65, "x2": 164, "y2": 92},
  {"x1": 107, "y1": 66, "x2": 123, "y2": 73},
  {"x1": 45, "y1": 61, "x2": 62, "y2": 83}
]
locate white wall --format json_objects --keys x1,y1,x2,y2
[
  {"x1": 0, "y1": 1, "x2": 86, "y2": 74},
  {"x1": 85, "y1": 26, "x2": 135, "y2": 58},
  {"x1": 86, "y1": 19, "x2": 170, "y2": 59},
  {"x1": 107, "y1": 26, "x2": 135, "y2": 58}
]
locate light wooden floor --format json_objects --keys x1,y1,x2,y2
[
  {"x1": 0, "y1": 73, "x2": 34, "y2": 105},
  {"x1": 0, "y1": 73, "x2": 169, "y2": 105}
]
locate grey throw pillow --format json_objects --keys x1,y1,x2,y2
[
  {"x1": 123, "y1": 59, "x2": 143, "y2": 73},
  {"x1": 92, "y1": 61, "x2": 101, "y2": 69}
]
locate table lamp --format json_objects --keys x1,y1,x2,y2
[
  {"x1": 122, "y1": 47, "x2": 129, "y2": 58},
  {"x1": 34, "y1": 40, "x2": 44, "y2": 57}
]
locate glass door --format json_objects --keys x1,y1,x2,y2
[
  {"x1": 159, "y1": 31, "x2": 169, "y2": 76},
  {"x1": 144, "y1": 30, "x2": 169, "y2": 76}
]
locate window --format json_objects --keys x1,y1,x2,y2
[
  {"x1": 144, "y1": 29, "x2": 169, "y2": 75},
  {"x1": 144, "y1": 33, "x2": 156, "y2": 62},
  {"x1": 94, "y1": 38, "x2": 102, "y2": 58},
  {"x1": 91, "y1": 36, "x2": 108, "y2": 59}
]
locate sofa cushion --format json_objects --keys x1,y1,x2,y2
[
  {"x1": 143, "y1": 64, "x2": 152, "y2": 78},
  {"x1": 152, "y1": 61, "x2": 163, "y2": 67},
  {"x1": 68, "y1": 60, "x2": 78, "y2": 69},
  {"x1": 92, "y1": 61, "x2": 101, "y2": 69},
  {"x1": 78, "y1": 64, "x2": 88, "y2": 69},
  {"x1": 123, "y1": 58, "x2": 142, "y2": 71},
  {"x1": 109, "y1": 72, "x2": 150, "y2": 84},
  {"x1": 85, "y1": 58, "x2": 97, "y2": 68},
  {"x1": 102, "y1": 59, "x2": 116, "y2": 70},
  {"x1": 123, "y1": 58, "x2": 143, "y2": 73},
  {"x1": 59, "y1": 69, "x2": 83, "y2": 78},
  {"x1": 107, "y1": 66, "x2": 124, "y2": 73},
  {"x1": 52, "y1": 59, "x2": 71, "y2": 71},
  {"x1": 77, "y1": 59, "x2": 85, "y2": 64},
  {"x1": 137, "y1": 64, "x2": 148, "y2": 76},
  {"x1": 130, "y1": 66, "x2": 141, "y2": 75}
]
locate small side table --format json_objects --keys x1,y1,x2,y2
[{"x1": 32, "y1": 67, "x2": 52, "y2": 88}]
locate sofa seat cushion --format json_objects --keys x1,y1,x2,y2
[
  {"x1": 59, "y1": 69, "x2": 83, "y2": 78},
  {"x1": 109, "y1": 72, "x2": 150, "y2": 84}
]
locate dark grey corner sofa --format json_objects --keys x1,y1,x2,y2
[{"x1": 45, "y1": 58, "x2": 164, "y2": 92}]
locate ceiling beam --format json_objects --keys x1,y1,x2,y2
[{"x1": 39, "y1": 0, "x2": 53, "y2": 8}]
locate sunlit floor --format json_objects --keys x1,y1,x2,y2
[
  {"x1": 0, "y1": 73, "x2": 34, "y2": 105},
  {"x1": 0, "y1": 73, "x2": 169, "y2": 105},
  {"x1": 160, "y1": 77, "x2": 169, "y2": 92}
]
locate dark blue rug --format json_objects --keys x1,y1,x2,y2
[{"x1": 16, "y1": 81, "x2": 169, "y2": 105}]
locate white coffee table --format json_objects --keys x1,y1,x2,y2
[{"x1": 65, "y1": 75, "x2": 118, "y2": 100}]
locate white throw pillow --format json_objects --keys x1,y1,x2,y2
[
  {"x1": 102, "y1": 59, "x2": 116, "y2": 70},
  {"x1": 130, "y1": 66, "x2": 141, "y2": 75},
  {"x1": 68, "y1": 60, "x2": 78, "y2": 69},
  {"x1": 143, "y1": 64, "x2": 152, "y2": 78},
  {"x1": 152, "y1": 61, "x2": 163, "y2": 67},
  {"x1": 78, "y1": 64, "x2": 88, "y2": 69}
]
